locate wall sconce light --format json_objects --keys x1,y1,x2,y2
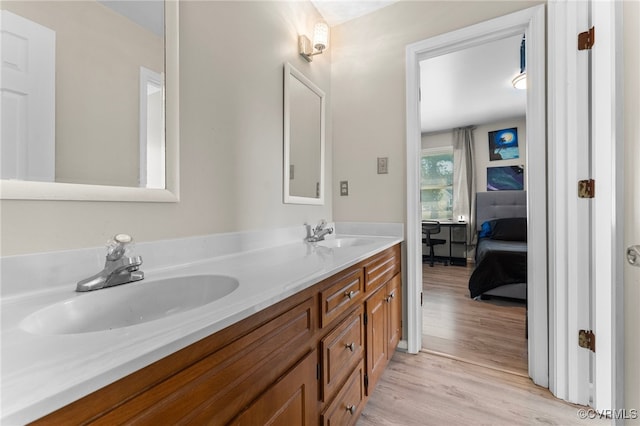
[
  {"x1": 299, "y1": 22, "x2": 329, "y2": 62},
  {"x1": 512, "y1": 34, "x2": 526, "y2": 90}
]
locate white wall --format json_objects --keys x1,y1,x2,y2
[
  {"x1": 422, "y1": 117, "x2": 527, "y2": 194},
  {"x1": 331, "y1": 0, "x2": 542, "y2": 224},
  {"x1": 0, "y1": 1, "x2": 332, "y2": 256}
]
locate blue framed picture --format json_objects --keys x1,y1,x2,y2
[
  {"x1": 488, "y1": 127, "x2": 519, "y2": 161},
  {"x1": 487, "y1": 165, "x2": 524, "y2": 191}
]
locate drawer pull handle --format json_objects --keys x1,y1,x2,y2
[
  {"x1": 346, "y1": 404, "x2": 356, "y2": 415},
  {"x1": 386, "y1": 291, "x2": 395, "y2": 303},
  {"x1": 345, "y1": 342, "x2": 355, "y2": 352},
  {"x1": 345, "y1": 290, "x2": 355, "y2": 299}
]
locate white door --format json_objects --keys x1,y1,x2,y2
[
  {"x1": 590, "y1": 0, "x2": 625, "y2": 413},
  {"x1": 0, "y1": 10, "x2": 55, "y2": 181},
  {"x1": 623, "y1": 0, "x2": 640, "y2": 419},
  {"x1": 548, "y1": 0, "x2": 625, "y2": 411},
  {"x1": 139, "y1": 66, "x2": 165, "y2": 189}
]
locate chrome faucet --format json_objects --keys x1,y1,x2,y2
[
  {"x1": 76, "y1": 234, "x2": 144, "y2": 292},
  {"x1": 305, "y1": 220, "x2": 334, "y2": 242}
]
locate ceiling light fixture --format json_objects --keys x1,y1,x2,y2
[
  {"x1": 299, "y1": 22, "x2": 329, "y2": 62},
  {"x1": 512, "y1": 35, "x2": 526, "y2": 90}
]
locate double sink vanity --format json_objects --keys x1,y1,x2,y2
[{"x1": 1, "y1": 223, "x2": 403, "y2": 424}]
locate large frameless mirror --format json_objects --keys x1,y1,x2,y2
[
  {"x1": 0, "y1": 0, "x2": 179, "y2": 202},
  {"x1": 283, "y1": 63, "x2": 325, "y2": 205}
]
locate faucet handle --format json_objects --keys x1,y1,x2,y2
[{"x1": 106, "y1": 234, "x2": 133, "y2": 261}]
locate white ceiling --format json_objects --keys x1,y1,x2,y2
[
  {"x1": 311, "y1": 0, "x2": 398, "y2": 26},
  {"x1": 98, "y1": 0, "x2": 164, "y2": 37},
  {"x1": 419, "y1": 34, "x2": 526, "y2": 133}
]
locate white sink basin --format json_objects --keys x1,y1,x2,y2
[
  {"x1": 19, "y1": 275, "x2": 239, "y2": 335},
  {"x1": 315, "y1": 237, "x2": 373, "y2": 249}
]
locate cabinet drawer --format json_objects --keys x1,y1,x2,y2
[
  {"x1": 321, "y1": 360, "x2": 365, "y2": 426},
  {"x1": 319, "y1": 267, "x2": 363, "y2": 327},
  {"x1": 363, "y1": 245, "x2": 400, "y2": 293},
  {"x1": 320, "y1": 306, "x2": 364, "y2": 402}
]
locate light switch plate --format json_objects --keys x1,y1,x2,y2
[
  {"x1": 340, "y1": 181, "x2": 349, "y2": 196},
  {"x1": 377, "y1": 157, "x2": 388, "y2": 174}
]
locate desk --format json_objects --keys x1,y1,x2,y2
[{"x1": 422, "y1": 221, "x2": 467, "y2": 266}]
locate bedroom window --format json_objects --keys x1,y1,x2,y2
[{"x1": 421, "y1": 148, "x2": 454, "y2": 220}]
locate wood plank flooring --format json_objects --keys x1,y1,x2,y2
[
  {"x1": 421, "y1": 263, "x2": 528, "y2": 376},
  {"x1": 357, "y1": 264, "x2": 596, "y2": 425},
  {"x1": 357, "y1": 351, "x2": 605, "y2": 426}
]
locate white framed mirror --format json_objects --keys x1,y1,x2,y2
[
  {"x1": 0, "y1": 0, "x2": 179, "y2": 202},
  {"x1": 283, "y1": 63, "x2": 325, "y2": 205}
]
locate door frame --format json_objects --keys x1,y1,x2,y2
[{"x1": 404, "y1": 5, "x2": 548, "y2": 386}]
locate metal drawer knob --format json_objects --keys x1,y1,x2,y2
[
  {"x1": 345, "y1": 290, "x2": 355, "y2": 299},
  {"x1": 345, "y1": 342, "x2": 355, "y2": 352},
  {"x1": 346, "y1": 404, "x2": 355, "y2": 414}
]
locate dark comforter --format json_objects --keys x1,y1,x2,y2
[
  {"x1": 468, "y1": 246, "x2": 527, "y2": 298},
  {"x1": 468, "y1": 217, "x2": 528, "y2": 299}
]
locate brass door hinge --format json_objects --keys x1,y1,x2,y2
[
  {"x1": 578, "y1": 26, "x2": 595, "y2": 50},
  {"x1": 579, "y1": 329, "x2": 596, "y2": 352},
  {"x1": 578, "y1": 179, "x2": 595, "y2": 198}
]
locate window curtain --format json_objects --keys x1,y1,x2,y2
[{"x1": 453, "y1": 126, "x2": 476, "y2": 255}]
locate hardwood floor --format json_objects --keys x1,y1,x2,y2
[
  {"x1": 357, "y1": 351, "x2": 605, "y2": 426},
  {"x1": 421, "y1": 263, "x2": 528, "y2": 376},
  {"x1": 357, "y1": 264, "x2": 598, "y2": 425}
]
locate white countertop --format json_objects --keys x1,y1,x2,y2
[{"x1": 1, "y1": 227, "x2": 403, "y2": 424}]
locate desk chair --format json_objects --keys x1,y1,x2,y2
[{"x1": 422, "y1": 221, "x2": 447, "y2": 267}]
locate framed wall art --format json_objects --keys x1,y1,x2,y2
[
  {"x1": 487, "y1": 165, "x2": 524, "y2": 191},
  {"x1": 488, "y1": 127, "x2": 519, "y2": 161}
]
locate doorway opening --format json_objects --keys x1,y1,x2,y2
[
  {"x1": 404, "y1": 5, "x2": 548, "y2": 387},
  {"x1": 418, "y1": 35, "x2": 528, "y2": 376}
]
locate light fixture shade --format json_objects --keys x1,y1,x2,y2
[
  {"x1": 512, "y1": 72, "x2": 527, "y2": 90},
  {"x1": 313, "y1": 22, "x2": 329, "y2": 51}
]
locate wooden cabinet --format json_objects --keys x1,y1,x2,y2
[
  {"x1": 32, "y1": 244, "x2": 402, "y2": 426},
  {"x1": 365, "y1": 284, "x2": 388, "y2": 393},
  {"x1": 387, "y1": 274, "x2": 402, "y2": 353},
  {"x1": 230, "y1": 350, "x2": 318, "y2": 425},
  {"x1": 365, "y1": 273, "x2": 402, "y2": 394}
]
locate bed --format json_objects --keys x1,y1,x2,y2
[{"x1": 468, "y1": 190, "x2": 527, "y2": 300}]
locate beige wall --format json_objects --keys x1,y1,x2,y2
[
  {"x1": 331, "y1": 1, "x2": 541, "y2": 223},
  {"x1": 0, "y1": 1, "x2": 332, "y2": 256},
  {"x1": 422, "y1": 117, "x2": 527, "y2": 194},
  {"x1": 2, "y1": 1, "x2": 163, "y2": 187},
  {"x1": 624, "y1": 0, "x2": 640, "y2": 419}
]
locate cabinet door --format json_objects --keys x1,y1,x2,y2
[
  {"x1": 365, "y1": 285, "x2": 388, "y2": 395},
  {"x1": 230, "y1": 349, "x2": 318, "y2": 425},
  {"x1": 386, "y1": 274, "x2": 402, "y2": 358}
]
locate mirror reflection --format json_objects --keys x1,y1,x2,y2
[
  {"x1": 283, "y1": 63, "x2": 325, "y2": 205},
  {"x1": 0, "y1": 0, "x2": 165, "y2": 189}
]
